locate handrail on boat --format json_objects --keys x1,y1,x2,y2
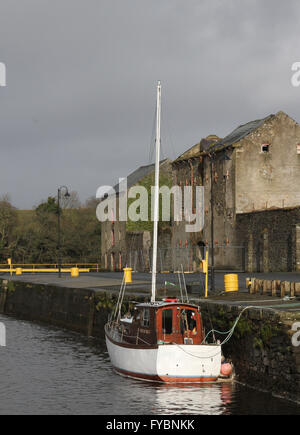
[{"x1": 105, "y1": 321, "x2": 152, "y2": 346}]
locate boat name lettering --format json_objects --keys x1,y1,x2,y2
[{"x1": 139, "y1": 328, "x2": 150, "y2": 335}]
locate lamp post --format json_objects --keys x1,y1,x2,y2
[{"x1": 57, "y1": 186, "x2": 70, "y2": 277}]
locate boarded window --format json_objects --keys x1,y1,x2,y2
[{"x1": 111, "y1": 229, "x2": 115, "y2": 246}]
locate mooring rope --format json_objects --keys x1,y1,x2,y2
[
  {"x1": 172, "y1": 342, "x2": 222, "y2": 359},
  {"x1": 202, "y1": 304, "x2": 278, "y2": 346}
]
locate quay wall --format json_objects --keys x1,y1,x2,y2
[
  {"x1": 0, "y1": 278, "x2": 300, "y2": 402},
  {"x1": 199, "y1": 300, "x2": 300, "y2": 402},
  {"x1": 0, "y1": 278, "x2": 147, "y2": 338}
]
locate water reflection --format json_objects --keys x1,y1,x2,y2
[
  {"x1": 146, "y1": 382, "x2": 234, "y2": 415},
  {"x1": 0, "y1": 314, "x2": 299, "y2": 415}
]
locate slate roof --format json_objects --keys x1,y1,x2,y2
[
  {"x1": 113, "y1": 159, "x2": 169, "y2": 195},
  {"x1": 173, "y1": 113, "x2": 278, "y2": 163},
  {"x1": 206, "y1": 114, "x2": 274, "y2": 154},
  {"x1": 173, "y1": 135, "x2": 220, "y2": 163}
]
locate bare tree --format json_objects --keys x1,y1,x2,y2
[
  {"x1": 60, "y1": 191, "x2": 81, "y2": 209},
  {"x1": 84, "y1": 196, "x2": 100, "y2": 209}
]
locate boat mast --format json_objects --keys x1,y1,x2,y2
[{"x1": 151, "y1": 80, "x2": 161, "y2": 302}]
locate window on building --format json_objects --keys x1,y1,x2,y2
[{"x1": 261, "y1": 144, "x2": 270, "y2": 153}]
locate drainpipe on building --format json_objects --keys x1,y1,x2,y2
[
  {"x1": 188, "y1": 159, "x2": 194, "y2": 272},
  {"x1": 209, "y1": 154, "x2": 215, "y2": 293}
]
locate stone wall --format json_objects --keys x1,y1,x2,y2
[
  {"x1": 0, "y1": 279, "x2": 147, "y2": 338},
  {"x1": 199, "y1": 300, "x2": 300, "y2": 402},
  {"x1": 237, "y1": 207, "x2": 300, "y2": 272}
]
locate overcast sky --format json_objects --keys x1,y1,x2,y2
[{"x1": 0, "y1": 0, "x2": 299, "y2": 208}]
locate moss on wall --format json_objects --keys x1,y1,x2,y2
[{"x1": 126, "y1": 172, "x2": 172, "y2": 232}]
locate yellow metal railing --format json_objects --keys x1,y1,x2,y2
[{"x1": 0, "y1": 259, "x2": 100, "y2": 275}]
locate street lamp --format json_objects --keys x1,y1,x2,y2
[{"x1": 57, "y1": 186, "x2": 70, "y2": 277}]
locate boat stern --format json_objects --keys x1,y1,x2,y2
[{"x1": 156, "y1": 343, "x2": 222, "y2": 383}]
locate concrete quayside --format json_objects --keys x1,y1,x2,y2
[{"x1": 0, "y1": 271, "x2": 299, "y2": 403}]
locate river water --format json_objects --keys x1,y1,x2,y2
[{"x1": 0, "y1": 314, "x2": 299, "y2": 415}]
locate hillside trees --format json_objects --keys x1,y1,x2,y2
[
  {"x1": 0, "y1": 195, "x2": 18, "y2": 261},
  {"x1": 0, "y1": 195, "x2": 101, "y2": 264}
]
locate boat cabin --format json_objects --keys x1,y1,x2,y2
[{"x1": 120, "y1": 300, "x2": 204, "y2": 347}]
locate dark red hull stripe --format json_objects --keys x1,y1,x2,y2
[{"x1": 113, "y1": 366, "x2": 218, "y2": 383}]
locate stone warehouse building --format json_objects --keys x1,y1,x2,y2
[
  {"x1": 171, "y1": 111, "x2": 300, "y2": 272},
  {"x1": 100, "y1": 159, "x2": 172, "y2": 271}
]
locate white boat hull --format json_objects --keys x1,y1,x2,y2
[{"x1": 105, "y1": 331, "x2": 222, "y2": 383}]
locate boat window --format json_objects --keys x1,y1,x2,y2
[
  {"x1": 162, "y1": 309, "x2": 173, "y2": 335},
  {"x1": 180, "y1": 309, "x2": 197, "y2": 335},
  {"x1": 141, "y1": 308, "x2": 150, "y2": 327}
]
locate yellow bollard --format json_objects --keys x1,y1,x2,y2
[
  {"x1": 123, "y1": 267, "x2": 132, "y2": 284},
  {"x1": 71, "y1": 267, "x2": 79, "y2": 278},
  {"x1": 15, "y1": 268, "x2": 22, "y2": 275},
  {"x1": 246, "y1": 277, "x2": 252, "y2": 290},
  {"x1": 7, "y1": 258, "x2": 12, "y2": 276},
  {"x1": 224, "y1": 274, "x2": 239, "y2": 292},
  {"x1": 201, "y1": 250, "x2": 209, "y2": 298}
]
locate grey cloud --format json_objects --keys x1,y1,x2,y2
[{"x1": 0, "y1": 0, "x2": 299, "y2": 208}]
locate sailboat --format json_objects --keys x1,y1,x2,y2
[{"x1": 105, "y1": 81, "x2": 227, "y2": 383}]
